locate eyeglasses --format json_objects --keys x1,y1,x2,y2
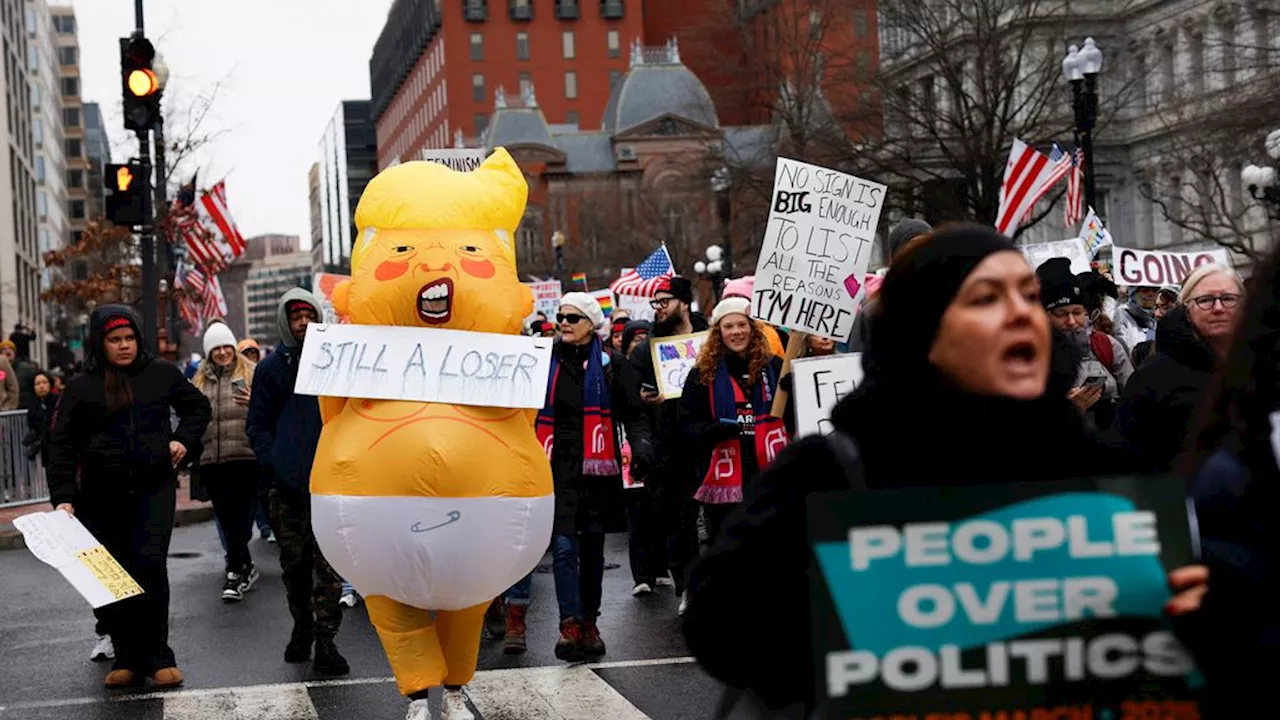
[
  {"x1": 649, "y1": 297, "x2": 675, "y2": 310},
  {"x1": 1190, "y1": 293, "x2": 1241, "y2": 311},
  {"x1": 556, "y1": 313, "x2": 588, "y2": 325}
]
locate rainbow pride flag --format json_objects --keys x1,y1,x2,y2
[
  {"x1": 597, "y1": 294, "x2": 614, "y2": 317},
  {"x1": 571, "y1": 272, "x2": 589, "y2": 291}
]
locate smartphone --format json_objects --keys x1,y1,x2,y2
[
  {"x1": 1083, "y1": 376, "x2": 1107, "y2": 388},
  {"x1": 231, "y1": 378, "x2": 248, "y2": 393},
  {"x1": 640, "y1": 383, "x2": 658, "y2": 395}
]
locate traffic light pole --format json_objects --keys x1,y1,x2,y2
[
  {"x1": 138, "y1": 132, "x2": 158, "y2": 355},
  {"x1": 153, "y1": 118, "x2": 175, "y2": 353}
]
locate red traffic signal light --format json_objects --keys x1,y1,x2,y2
[
  {"x1": 105, "y1": 163, "x2": 147, "y2": 226},
  {"x1": 114, "y1": 165, "x2": 135, "y2": 192}
]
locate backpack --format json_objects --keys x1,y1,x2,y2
[{"x1": 1089, "y1": 330, "x2": 1114, "y2": 370}]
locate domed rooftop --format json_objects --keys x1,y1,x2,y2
[{"x1": 602, "y1": 39, "x2": 719, "y2": 134}]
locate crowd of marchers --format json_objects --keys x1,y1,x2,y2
[{"x1": 31, "y1": 219, "x2": 1278, "y2": 720}]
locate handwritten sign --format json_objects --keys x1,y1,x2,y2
[
  {"x1": 14, "y1": 511, "x2": 143, "y2": 608},
  {"x1": 524, "y1": 280, "x2": 562, "y2": 319},
  {"x1": 420, "y1": 148, "x2": 487, "y2": 172},
  {"x1": 650, "y1": 331, "x2": 709, "y2": 400},
  {"x1": 792, "y1": 354, "x2": 864, "y2": 436},
  {"x1": 295, "y1": 323, "x2": 553, "y2": 409},
  {"x1": 1114, "y1": 246, "x2": 1230, "y2": 287},
  {"x1": 615, "y1": 293, "x2": 654, "y2": 323},
  {"x1": 752, "y1": 158, "x2": 886, "y2": 341},
  {"x1": 1020, "y1": 238, "x2": 1091, "y2": 275}
]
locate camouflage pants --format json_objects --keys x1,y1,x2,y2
[{"x1": 269, "y1": 489, "x2": 343, "y2": 642}]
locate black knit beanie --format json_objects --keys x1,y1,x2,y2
[
  {"x1": 866, "y1": 224, "x2": 1019, "y2": 376},
  {"x1": 655, "y1": 276, "x2": 693, "y2": 305},
  {"x1": 1035, "y1": 258, "x2": 1082, "y2": 311}
]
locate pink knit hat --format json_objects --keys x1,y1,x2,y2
[{"x1": 722, "y1": 276, "x2": 754, "y2": 300}]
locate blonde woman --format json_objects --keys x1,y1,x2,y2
[{"x1": 192, "y1": 322, "x2": 261, "y2": 603}]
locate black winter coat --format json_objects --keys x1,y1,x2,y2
[
  {"x1": 629, "y1": 313, "x2": 709, "y2": 498},
  {"x1": 683, "y1": 369, "x2": 1137, "y2": 714},
  {"x1": 245, "y1": 344, "x2": 322, "y2": 494},
  {"x1": 1116, "y1": 307, "x2": 1216, "y2": 471},
  {"x1": 548, "y1": 341, "x2": 652, "y2": 535},
  {"x1": 23, "y1": 394, "x2": 55, "y2": 464}
]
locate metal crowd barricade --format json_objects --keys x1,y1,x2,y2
[{"x1": 0, "y1": 409, "x2": 45, "y2": 508}]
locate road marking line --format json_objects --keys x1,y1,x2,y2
[
  {"x1": 0, "y1": 656, "x2": 698, "y2": 712},
  {"x1": 164, "y1": 685, "x2": 320, "y2": 720},
  {"x1": 468, "y1": 665, "x2": 648, "y2": 720}
]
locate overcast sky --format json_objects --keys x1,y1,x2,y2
[{"x1": 70, "y1": 0, "x2": 395, "y2": 249}]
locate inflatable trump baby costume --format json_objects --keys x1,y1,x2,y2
[{"x1": 309, "y1": 149, "x2": 554, "y2": 720}]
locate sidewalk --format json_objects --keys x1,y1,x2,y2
[{"x1": 0, "y1": 479, "x2": 214, "y2": 551}]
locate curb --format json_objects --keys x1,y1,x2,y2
[{"x1": 0, "y1": 505, "x2": 215, "y2": 552}]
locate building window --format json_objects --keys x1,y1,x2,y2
[
  {"x1": 54, "y1": 14, "x2": 75, "y2": 33},
  {"x1": 60, "y1": 76, "x2": 78, "y2": 96},
  {"x1": 65, "y1": 138, "x2": 80, "y2": 158},
  {"x1": 565, "y1": 71, "x2": 578, "y2": 99},
  {"x1": 601, "y1": 0, "x2": 623, "y2": 20},
  {"x1": 563, "y1": 31, "x2": 576, "y2": 59},
  {"x1": 472, "y1": 73, "x2": 485, "y2": 102},
  {"x1": 67, "y1": 169, "x2": 83, "y2": 188},
  {"x1": 70, "y1": 199, "x2": 84, "y2": 220},
  {"x1": 39, "y1": 193, "x2": 48, "y2": 218},
  {"x1": 854, "y1": 6, "x2": 869, "y2": 37},
  {"x1": 566, "y1": 110, "x2": 579, "y2": 126},
  {"x1": 610, "y1": 70, "x2": 621, "y2": 90},
  {"x1": 35, "y1": 156, "x2": 44, "y2": 183},
  {"x1": 516, "y1": 31, "x2": 530, "y2": 60},
  {"x1": 509, "y1": 0, "x2": 533, "y2": 21},
  {"x1": 463, "y1": 0, "x2": 487, "y2": 22},
  {"x1": 63, "y1": 107, "x2": 79, "y2": 127},
  {"x1": 607, "y1": 30, "x2": 620, "y2": 58},
  {"x1": 470, "y1": 32, "x2": 484, "y2": 60},
  {"x1": 33, "y1": 118, "x2": 42, "y2": 146},
  {"x1": 474, "y1": 113, "x2": 488, "y2": 136},
  {"x1": 519, "y1": 71, "x2": 533, "y2": 96},
  {"x1": 59, "y1": 46, "x2": 76, "y2": 65},
  {"x1": 556, "y1": 0, "x2": 580, "y2": 20}
]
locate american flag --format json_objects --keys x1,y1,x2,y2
[
  {"x1": 174, "y1": 259, "x2": 228, "y2": 332},
  {"x1": 609, "y1": 245, "x2": 676, "y2": 297},
  {"x1": 995, "y1": 139, "x2": 1056, "y2": 236},
  {"x1": 1063, "y1": 148, "x2": 1085, "y2": 228},
  {"x1": 171, "y1": 176, "x2": 247, "y2": 273}
]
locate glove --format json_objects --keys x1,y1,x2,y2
[{"x1": 630, "y1": 441, "x2": 655, "y2": 479}]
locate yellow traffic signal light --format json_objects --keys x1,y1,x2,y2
[
  {"x1": 127, "y1": 68, "x2": 158, "y2": 97},
  {"x1": 116, "y1": 165, "x2": 134, "y2": 191}
]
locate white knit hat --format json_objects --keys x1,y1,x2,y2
[
  {"x1": 710, "y1": 296, "x2": 752, "y2": 327},
  {"x1": 559, "y1": 291, "x2": 605, "y2": 330},
  {"x1": 203, "y1": 322, "x2": 238, "y2": 356}
]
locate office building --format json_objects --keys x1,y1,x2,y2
[
  {"x1": 29, "y1": 0, "x2": 67, "y2": 363},
  {"x1": 369, "y1": 0, "x2": 645, "y2": 167},
  {"x1": 244, "y1": 245, "x2": 313, "y2": 345},
  {"x1": 308, "y1": 162, "x2": 324, "y2": 275},
  {"x1": 317, "y1": 100, "x2": 376, "y2": 273}
]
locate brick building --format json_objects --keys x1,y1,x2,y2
[{"x1": 369, "y1": 0, "x2": 645, "y2": 168}]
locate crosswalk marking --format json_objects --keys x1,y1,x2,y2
[
  {"x1": 469, "y1": 666, "x2": 648, "y2": 720},
  {"x1": 164, "y1": 685, "x2": 320, "y2": 720}
]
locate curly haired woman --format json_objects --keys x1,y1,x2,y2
[{"x1": 678, "y1": 297, "x2": 788, "y2": 545}]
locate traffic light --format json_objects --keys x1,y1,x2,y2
[
  {"x1": 105, "y1": 162, "x2": 147, "y2": 226},
  {"x1": 119, "y1": 34, "x2": 161, "y2": 132}
]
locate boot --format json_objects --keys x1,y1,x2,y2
[
  {"x1": 104, "y1": 669, "x2": 138, "y2": 688},
  {"x1": 484, "y1": 597, "x2": 507, "y2": 640},
  {"x1": 151, "y1": 667, "x2": 184, "y2": 688},
  {"x1": 554, "y1": 617, "x2": 586, "y2": 662},
  {"x1": 313, "y1": 639, "x2": 350, "y2": 675},
  {"x1": 284, "y1": 625, "x2": 312, "y2": 663},
  {"x1": 581, "y1": 620, "x2": 606, "y2": 657},
  {"x1": 502, "y1": 603, "x2": 527, "y2": 654}
]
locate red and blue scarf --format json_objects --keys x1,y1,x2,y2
[
  {"x1": 535, "y1": 336, "x2": 620, "y2": 476},
  {"x1": 695, "y1": 360, "x2": 788, "y2": 504}
]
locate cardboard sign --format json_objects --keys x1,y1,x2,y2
[
  {"x1": 808, "y1": 476, "x2": 1200, "y2": 717},
  {"x1": 752, "y1": 158, "x2": 886, "y2": 342},
  {"x1": 525, "y1": 280, "x2": 562, "y2": 319},
  {"x1": 791, "y1": 354, "x2": 864, "y2": 437},
  {"x1": 649, "y1": 331, "x2": 709, "y2": 400},
  {"x1": 294, "y1": 323, "x2": 553, "y2": 409},
  {"x1": 313, "y1": 273, "x2": 351, "y2": 324},
  {"x1": 420, "y1": 148, "x2": 487, "y2": 172},
  {"x1": 615, "y1": 293, "x2": 654, "y2": 323},
  {"x1": 14, "y1": 511, "x2": 144, "y2": 608},
  {"x1": 1114, "y1": 247, "x2": 1230, "y2": 287},
  {"x1": 1020, "y1": 238, "x2": 1092, "y2": 275}
]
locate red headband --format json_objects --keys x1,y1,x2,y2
[
  {"x1": 104, "y1": 316, "x2": 132, "y2": 332},
  {"x1": 287, "y1": 300, "x2": 315, "y2": 314}
]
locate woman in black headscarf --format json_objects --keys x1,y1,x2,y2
[
  {"x1": 47, "y1": 305, "x2": 211, "y2": 690},
  {"x1": 682, "y1": 225, "x2": 1136, "y2": 717}
]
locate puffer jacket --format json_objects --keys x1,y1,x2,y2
[{"x1": 196, "y1": 362, "x2": 257, "y2": 465}]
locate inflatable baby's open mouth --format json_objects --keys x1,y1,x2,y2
[{"x1": 417, "y1": 278, "x2": 453, "y2": 324}]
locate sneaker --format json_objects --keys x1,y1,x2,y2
[
  {"x1": 503, "y1": 603, "x2": 527, "y2": 654},
  {"x1": 313, "y1": 639, "x2": 350, "y2": 675},
  {"x1": 631, "y1": 582, "x2": 653, "y2": 597},
  {"x1": 554, "y1": 618, "x2": 587, "y2": 662},
  {"x1": 238, "y1": 565, "x2": 260, "y2": 594},
  {"x1": 221, "y1": 572, "x2": 245, "y2": 603},
  {"x1": 582, "y1": 621, "x2": 606, "y2": 657},
  {"x1": 284, "y1": 626, "x2": 312, "y2": 663},
  {"x1": 339, "y1": 591, "x2": 358, "y2": 608},
  {"x1": 151, "y1": 667, "x2": 184, "y2": 688},
  {"x1": 405, "y1": 698, "x2": 431, "y2": 720},
  {"x1": 484, "y1": 597, "x2": 507, "y2": 640},
  {"x1": 442, "y1": 688, "x2": 475, "y2": 720},
  {"x1": 104, "y1": 668, "x2": 138, "y2": 688},
  {"x1": 677, "y1": 591, "x2": 689, "y2": 617},
  {"x1": 655, "y1": 574, "x2": 675, "y2": 587},
  {"x1": 267, "y1": 531, "x2": 277, "y2": 544},
  {"x1": 90, "y1": 635, "x2": 115, "y2": 662}
]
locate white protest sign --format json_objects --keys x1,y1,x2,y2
[
  {"x1": 420, "y1": 148, "x2": 487, "y2": 172},
  {"x1": 524, "y1": 280, "x2": 562, "y2": 319},
  {"x1": 13, "y1": 511, "x2": 144, "y2": 608},
  {"x1": 295, "y1": 323, "x2": 553, "y2": 409},
  {"x1": 753, "y1": 158, "x2": 886, "y2": 342},
  {"x1": 615, "y1": 293, "x2": 654, "y2": 323},
  {"x1": 791, "y1": 354, "x2": 864, "y2": 437},
  {"x1": 1114, "y1": 246, "x2": 1231, "y2": 287},
  {"x1": 649, "y1": 331, "x2": 709, "y2": 400},
  {"x1": 1020, "y1": 238, "x2": 1092, "y2": 275},
  {"x1": 1079, "y1": 208, "x2": 1112, "y2": 258}
]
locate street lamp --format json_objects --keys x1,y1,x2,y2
[
  {"x1": 710, "y1": 167, "x2": 733, "y2": 279},
  {"x1": 694, "y1": 245, "x2": 725, "y2": 302},
  {"x1": 551, "y1": 230, "x2": 567, "y2": 286},
  {"x1": 1242, "y1": 129, "x2": 1280, "y2": 219},
  {"x1": 1062, "y1": 37, "x2": 1104, "y2": 212}
]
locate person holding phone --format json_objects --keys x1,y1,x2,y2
[{"x1": 192, "y1": 322, "x2": 261, "y2": 603}]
